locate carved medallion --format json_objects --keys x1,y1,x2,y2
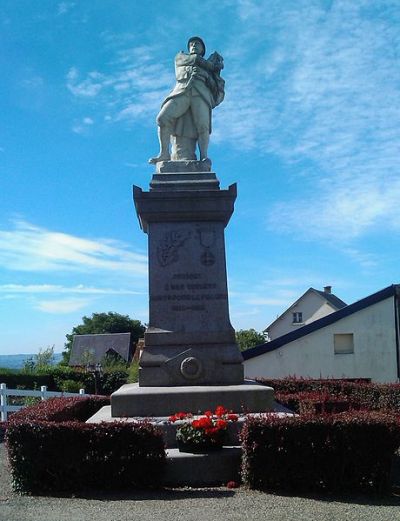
[
  {"x1": 197, "y1": 227, "x2": 216, "y2": 266},
  {"x1": 180, "y1": 356, "x2": 202, "y2": 380}
]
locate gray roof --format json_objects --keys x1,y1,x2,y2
[
  {"x1": 312, "y1": 288, "x2": 347, "y2": 309},
  {"x1": 266, "y1": 287, "x2": 347, "y2": 332},
  {"x1": 244, "y1": 284, "x2": 399, "y2": 361},
  {"x1": 69, "y1": 332, "x2": 133, "y2": 366}
]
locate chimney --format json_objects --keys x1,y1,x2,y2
[{"x1": 323, "y1": 285, "x2": 332, "y2": 294}]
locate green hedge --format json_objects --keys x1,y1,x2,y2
[
  {"x1": 0, "y1": 367, "x2": 128, "y2": 395},
  {"x1": 241, "y1": 411, "x2": 400, "y2": 495},
  {"x1": 5, "y1": 397, "x2": 166, "y2": 494}
]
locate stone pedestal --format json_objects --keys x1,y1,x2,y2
[
  {"x1": 133, "y1": 160, "x2": 244, "y2": 387},
  {"x1": 110, "y1": 381, "x2": 274, "y2": 417}
]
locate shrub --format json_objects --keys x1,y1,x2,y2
[
  {"x1": 127, "y1": 360, "x2": 140, "y2": 383},
  {"x1": 257, "y1": 377, "x2": 400, "y2": 413},
  {"x1": 6, "y1": 396, "x2": 166, "y2": 494},
  {"x1": 100, "y1": 370, "x2": 128, "y2": 395},
  {"x1": 0, "y1": 366, "x2": 128, "y2": 395},
  {"x1": 241, "y1": 411, "x2": 400, "y2": 495},
  {"x1": 8, "y1": 396, "x2": 110, "y2": 423},
  {"x1": 275, "y1": 391, "x2": 353, "y2": 415}
]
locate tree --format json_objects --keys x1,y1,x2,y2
[
  {"x1": 235, "y1": 329, "x2": 266, "y2": 351},
  {"x1": 61, "y1": 312, "x2": 146, "y2": 364},
  {"x1": 22, "y1": 345, "x2": 55, "y2": 373}
]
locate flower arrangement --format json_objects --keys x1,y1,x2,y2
[{"x1": 169, "y1": 405, "x2": 239, "y2": 452}]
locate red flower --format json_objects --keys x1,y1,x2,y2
[
  {"x1": 215, "y1": 405, "x2": 227, "y2": 417},
  {"x1": 198, "y1": 417, "x2": 213, "y2": 429},
  {"x1": 216, "y1": 419, "x2": 227, "y2": 429},
  {"x1": 227, "y1": 413, "x2": 238, "y2": 422},
  {"x1": 169, "y1": 411, "x2": 188, "y2": 422},
  {"x1": 204, "y1": 410, "x2": 213, "y2": 417}
]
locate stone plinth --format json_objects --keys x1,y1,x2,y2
[
  {"x1": 110, "y1": 381, "x2": 274, "y2": 417},
  {"x1": 163, "y1": 447, "x2": 242, "y2": 487},
  {"x1": 133, "y1": 160, "x2": 244, "y2": 387}
]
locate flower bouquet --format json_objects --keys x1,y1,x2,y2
[{"x1": 169, "y1": 405, "x2": 238, "y2": 453}]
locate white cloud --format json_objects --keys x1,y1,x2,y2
[
  {"x1": 35, "y1": 298, "x2": 89, "y2": 314},
  {"x1": 66, "y1": 44, "x2": 172, "y2": 125},
  {"x1": 341, "y1": 248, "x2": 379, "y2": 270},
  {"x1": 63, "y1": 3, "x2": 400, "y2": 242},
  {"x1": 72, "y1": 116, "x2": 95, "y2": 134},
  {"x1": 57, "y1": 2, "x2": 75, "y2": 16},
  {"x1": 0, "y1": 284, "x2": 143, "y2": 296},
  {"x1": 0, "y1": 220, "x2": 147, "y2": 276},
  {"x1": 214, "y1": 2, "x2": 400, "y2": 241},
  {"x1": 66, "y1": 68, "x2": 105, "y2": 97}
]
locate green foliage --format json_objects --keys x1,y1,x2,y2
[
  {"x1": 0, "y1": 365, "x2": 127, "y2": 395},
  {"x1": 127, "y1": 360, "x2": 140, "y2": 383},
  {"x1": 58, "y1": 379, "x2": 85, "y2": 393},
  {"x1": 62, "y1": 312, "x2": 145, "y2": 364},
  {"x1": 100, "y1": 351, "x2": 128, "y2": 371},
  {"x1": 235, "y1": 329, "x2": 266, "y2": 351},
  {"x1": 100, "y1": 370, "x2": 128, "y2": 395},
  {"x1": 22, "y1": 346, "x2": 55, "y2": 373}
]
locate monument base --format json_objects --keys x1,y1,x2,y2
[
  {"x1": 110, "y1": 380, "x2": 274, "y2": 417},
  {"x1": 139, "y1": 341, "x2": 244, "y2": 386}
]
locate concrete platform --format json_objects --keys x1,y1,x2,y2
[
  {"x1": 86, "y1": 402, "x2": 294, "y2": 487},
  {"x1": 86, "y1": 403, "x2": 293, "y2": 448},
  {"x1": 110, "y1": 380, "x2": 274, "y2": 417},
  {"x1": 163, "y1": 447, "x2": 242, "y2": 487}
]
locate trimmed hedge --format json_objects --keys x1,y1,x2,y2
[
  {"x1": 5, "y1": 397, "x2": 166, "y2": 494},
  {"x1": 275, "y1": 391, "x2": 353, "y2": 415},
  {"x1": 8, "y1": 395, "x2": 110, "y2": 423},
  {"x1": 257, "y1": 377, "x2": 400, "y2": 412},
  {"x1": 241, "y1": 411, "x2": 400, "y2": 495}
]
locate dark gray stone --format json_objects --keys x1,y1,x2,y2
[
  {"x1": 110, "y1": 381, "x2": 274, "y2": 417},
  {"x1": 69, "y1": 332, "x2": 133, "y2": 366},
  {"x1": 163, "y1": 447, "x2": 242, "y2": 487},
  {"x1": 133, "y1": 170, "x2": 243, "y2": 387}
]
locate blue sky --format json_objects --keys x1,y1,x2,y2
[{"x1": 1, "y1": 0, "x2": 399, "y2": 355}]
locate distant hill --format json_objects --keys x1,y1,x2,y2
[{"x1": 0, "y1": 353, "x2": 63, "y2": 370}]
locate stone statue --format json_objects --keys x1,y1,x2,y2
[{"x1": 149, "y1": 36, "x2": 225, "y2": 164}]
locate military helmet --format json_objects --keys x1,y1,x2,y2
[{"x1": 187, "y1": 36, "x2": 206, "y2": 57}]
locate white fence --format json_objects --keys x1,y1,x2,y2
[{"x1": 0, "y1": 383, "x2": 86, "y2": 422}]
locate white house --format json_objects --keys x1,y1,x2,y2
[
  {"x1": 244, "y1": 285, "x2": 400, "y2": 383},
  {"x1": 265, "y1": 286, "x2": 347, "y2": 341}
]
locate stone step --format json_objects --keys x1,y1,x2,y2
[
  {"x1": 163, "y1": 447, "x2": 242, "y2": 487},
  {"x1": 110, "y1": 381, "x2": 274, "y2": 417}
]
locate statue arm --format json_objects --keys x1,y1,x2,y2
[
  {"x1": 194, "y1": 55, "x2": 220, "y2": 72},
  {"x1": 175, "y1": 52, "x2": 197, "y2": 67}
]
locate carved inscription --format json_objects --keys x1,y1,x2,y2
[{"x1": 151, "y1": 271, "x2": 226, "y2": 313}]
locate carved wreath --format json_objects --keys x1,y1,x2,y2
[{"x1": 157, "y1": 230, "x2": 190, "y2": 267}]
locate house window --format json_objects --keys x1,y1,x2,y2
[
  {"x1": 334, "y1": 333, "x2": 354, "y2": 354},
  {"x1": 292, "y1": 312, "x2": 303, "y2": 324}
]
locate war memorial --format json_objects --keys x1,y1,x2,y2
[{"x1": 88, "y1": 36, "x2": 274, "y2": 486}]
